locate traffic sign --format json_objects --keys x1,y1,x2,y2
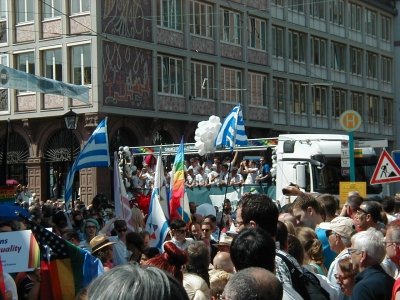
[
  {"x1": 370, "y1": 150, "x2": 400, "y2": 185},
  {"x1": 340, "y1": 110, "x2": 362, "y2": 132}
]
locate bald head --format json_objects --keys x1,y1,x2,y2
[
  {"x1": 213, "y1": 251, "x2": 235, "y2": 274},
  {"x1": 223, "y1": 267, "x2": 282, "y2": 300}
]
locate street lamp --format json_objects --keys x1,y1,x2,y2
[{"x1": 64, "y1": 109, "x2": 78, "y2": 204}]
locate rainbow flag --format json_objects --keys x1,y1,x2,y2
[
  {"x1": 25, "y1": 219, "x2": 104, "y2": 300},
  {"x1": 169, "y1": 138, "x2": 190, "y2": 222}
]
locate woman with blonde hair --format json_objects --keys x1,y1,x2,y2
[
  {"x1": 131, "y1": 204, "x2": 145, "y2": 232},
  {"x1": 296, "y1": 226, "x2": 327, "y2": 275}
]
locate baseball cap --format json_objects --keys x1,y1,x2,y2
[{"x1": 319, "y1": 217, "x2": 355, "y2": 240}]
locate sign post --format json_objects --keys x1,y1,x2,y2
[{"x1": 340, "y1": 110, "x2": 362, "y2": 182}]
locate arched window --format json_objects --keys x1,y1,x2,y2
[
  {"x1": 0, "y1": 132, "x2": 29, "y2": 184},
  {"x1": 43, "y1": 129, "x2": 80, "y2": 200}
]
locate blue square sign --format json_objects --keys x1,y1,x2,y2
[{"x1": 392, "y1": 151, "x2": 400, "y2": 168}]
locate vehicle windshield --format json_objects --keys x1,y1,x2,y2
[{"x1": 312, "y1": 157, "x2": 382, "y2": 194}]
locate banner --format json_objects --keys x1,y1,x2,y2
[
  {"x1": 185, "y1": 184, "x2": 275, "y2": 209},
  {"x1": 0, "y1": 230, "x2": 40, "y2": 273},
  {"x1": 0, "y1": 64, "x2": 89, "y2": 103}
]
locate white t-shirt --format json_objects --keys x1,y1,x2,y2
[{"x1": 244, "y1": 168, "x2": 259, "y2": 184}]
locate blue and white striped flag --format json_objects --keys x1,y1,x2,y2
[
  {"x1": 214, "y1": 104, "x2": 248, "y2": 150},
  {"x1": 64, "y1": 118, "x2": 110, "y2": 207}
]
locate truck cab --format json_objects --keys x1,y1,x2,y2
[{"x1": 274, "y1": 134, "x2": 382, "y2": 205}]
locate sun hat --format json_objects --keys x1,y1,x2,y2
[{"x1": 90, "y1": 234, "x2": 116, "y2": 254}]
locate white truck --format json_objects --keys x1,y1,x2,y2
[
  {"x1": 126, "y1": 134, "x2": 383, "y2": 207},
  {"x1": 274, "y1": 134, "x2": 382, "y2": 205}
]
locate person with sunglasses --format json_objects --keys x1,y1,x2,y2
[
  {"x1": 167, "y1": 219, "x2": 194, "y2": 251},
  {"x1": 107, "y1": 219, "x2": 130, "y2": 266}
]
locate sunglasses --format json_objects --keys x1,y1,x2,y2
[
  {"x1": 117, "y1": 228, "x2": 127, "y2": 233},
  {"x1": 202, "y1": 228, "x2": 210, "y2": 232}
]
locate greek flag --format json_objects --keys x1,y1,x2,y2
[
  {"x1": 64, "y1": 118, "x2": 110, "y2": 207},
  {"x1": 215, "y1": 104, "x2": 248, "y2": 150}
]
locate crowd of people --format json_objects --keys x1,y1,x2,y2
[
  {"x1": 2, "y1": 183, "x2": 400, "y2": 300},
  {"x1": 121, "y1": 152, "x2": 273, "y2": 195}
]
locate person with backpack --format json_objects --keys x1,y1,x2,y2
[{"x1": 235, "y1": 193, "x2": 330, "y2": 299}]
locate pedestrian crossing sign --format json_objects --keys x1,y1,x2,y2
[{"x1": 370, "y1": 150, "x2": 400, "y2": 185}]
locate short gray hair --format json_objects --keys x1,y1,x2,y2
[
  {"x1": 86, "y1": 263, "x2": 189, "y2": 300},
  {"x1": 223, "y1": 267, "x2": 282, "y2": 300},
  {"x1": 351, "y1": 230, "x2": 385, "y2": 265}
]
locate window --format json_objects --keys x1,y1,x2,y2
[
  {"x1": 311, "y1": 36, "x2": 326, "y2": 67},
  {"x1": 382, "y1": 56, "x2": 392, "y2": 83},
  {"x1": 366, "y1": 9, "x2": 377, "y2": 37},
  {"x1": 367, "y1": 95, "x2": 378, "y2": 124},
  {"x1": 70, "y1": 0, "x2": 90, "y2": 14},
  {"x1": 249, "y1": 72, "x2": 267, "y2": 106},
  {"x1": 351, "y1": 92, "x2": 363, "y2": 117},
  {"x1": 43, "y1": 48, "x2": 62, "y2": 81},
  {"x1": 158, "y1": 0, "x2": 182, "y2": 30},
  {"x1": 17, "y1": 0, "x2": 34, "y2": 23},
  {"x1": 190, "y1": 1, "x2": 212, "y2": 38},
  {"x1": 221, "y1": 8, "x2": 241, "y2": 44},
  {"x1": 332, "y1": 88, "x2": 346, "y2": 118},
  {"x1": 381, "y1": 15, "x2": 391, "y2": 42},
  {"x1": 350, "y1": 47, "x2": 362, "y2": 75},
  {"x1": 311, "y1": 86, "x2": 327, "y2": 116},
  {"x1": 0, "y1": 54, "x2": 8, "y2": 111},
  {"x1": 43, "y1": 0, "x2": 61, "y2": 19},
  {"x1": 16, "y1": 51, "x2": 35, "y2": 93},
  {"x1": 0, "y1": 0, "x2": 7, "y2": 43},
  {"x1": 71, "y1": 44, "x2": 91, "y2": 85},
  {"x1": 248, "y1": 17, "x2": 266, "y2": 51},
  {"x1": 272, "y1": 26, "x2": 284, "y2": 58},
  {"x1": 157, "y1": 55, "x2": 184, "y2": 95},
  {"x1": 273, "y1": 77, "x2": 285, "y2": 112},
  {"x1": 191, "y1": 61, "x2": 214, "y2": 99},
  {"x1": 383, "y1": 98, "x2": 393, "y2": 126},
  {"x1": 221, "y1": 67, "x2": 242, "y2": 103},
  {"x1": 288, "y1": 0, "x2": 304, "y2": 13},
  {"x1": 367, "y1": 52, "x2": 377, "y2": 79},
  {"x1": 288, "y1": 30, "x2": 306, "y2": 63},
  {"x1": 349, "y1": 3, "x2": 361, "y2": 31},
  {"x1": 290, "y1": 81, "x2": 306, "y2": 114},
  {"x1": 43, "y1": 49, "x2": 62, "y2": 81},
  {"x1": 331, "y1": 42, "x2": 345, "y2": 71},
  {"x1": 309, "y1": 0, "x2": 325, "y2": 19},
  {"x1": 329, "y1": 0, "x2": 344, "y2": 25}
]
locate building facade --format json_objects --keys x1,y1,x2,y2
[{"x1": 0, "y1": 0, "x2": 397, "y2": 203}]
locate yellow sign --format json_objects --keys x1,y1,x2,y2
[
  {"x1": 339, "y1": 181, "x2": 366, "y2": 204},
  {"x1": 340, "y1": 110, "x2": 362, "y2": 132}
]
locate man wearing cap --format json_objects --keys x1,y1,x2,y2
[{"x1": 319, "y1": 217, "x2": 356, "y2": 287}]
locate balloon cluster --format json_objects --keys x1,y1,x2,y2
[{"x1": 194, "y1": 115, "x2": 222, "y2": 156}]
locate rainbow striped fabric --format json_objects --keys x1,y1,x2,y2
[
  {"x1": 27, "y1": 219, "x2": 103, "y2": 300},
  {"x1": 169, "y1": 138, "x2": 187, "y2": 221}
]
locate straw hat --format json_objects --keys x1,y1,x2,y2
[{"x1": 90, "y1": 234, "x2": 116, "y2": 254}]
